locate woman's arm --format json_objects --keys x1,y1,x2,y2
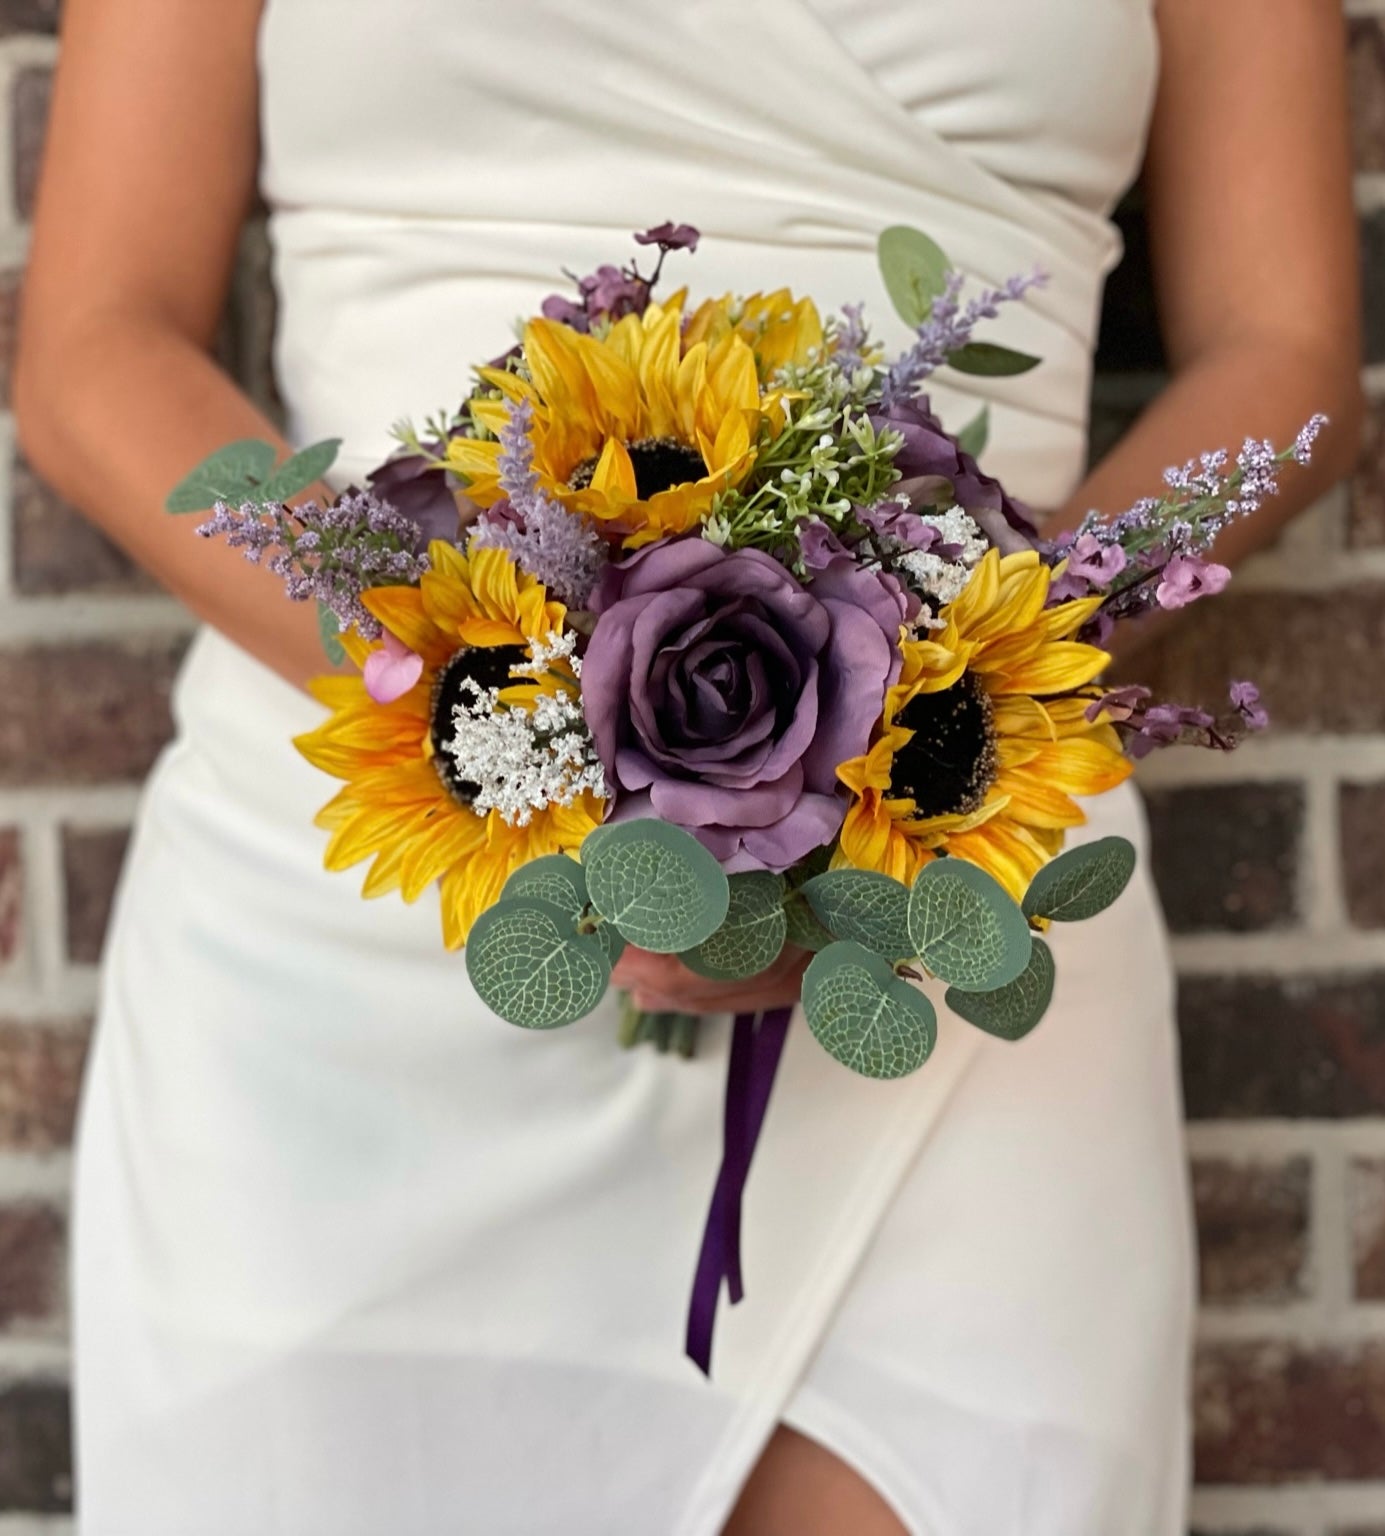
[
  {"x1": 14, "y1": 0, "x2": 330, "y2": 689},
  {"x1": 1054, "y1": 0, "x2": 1365, "y2": 561}
]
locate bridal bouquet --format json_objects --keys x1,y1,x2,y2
[
  {"x1": 173, "y1": 223, "x2": 1320, "y2": 1367},
  {"x1": 176, "y1": 222, "x2": 1318, "y2": 1064}
]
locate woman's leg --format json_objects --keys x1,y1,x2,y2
[{"x1": 723, "y1": 1425, "x2": 908, "y2": 1536}]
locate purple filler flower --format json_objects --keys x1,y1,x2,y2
[
  {"x1": 796, "y1": 519, "x2": 854, "y2": 572},
  {"x1": 1155, "y1": 554, "x2": 1232, "y2": 611},
  {"x1": 583, "y1": 540, "x2": 910, "y2": 872},
  {"x1": 633, "y1": 222, "x2": 701, "y2": 253},
  {"x1": 1230, "y1": 680, "x2": 1270, "y2": 732},
  {"x1": 870, "y1": 395, "x2": 1039, "y2": 556},
  {"x1": 1049, "y1": 532, "x2": 1128, "y2": 602}
]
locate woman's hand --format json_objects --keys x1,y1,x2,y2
[{"x1": 612, "y1": 945, "x2": 811, "y2": 1016}]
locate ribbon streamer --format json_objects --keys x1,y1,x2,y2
[{"x1": 685, "y1": 1005, "x2": 793, "y2": 1376}]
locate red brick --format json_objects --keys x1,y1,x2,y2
[
  {"x1": 1133, "y1": 587, "x2": 1385, "y2": 735},
  {"x1": 0, "y1": 1203, "x2": 63, "y2": 1328},
  {"x1": 0, "y1": 637, "x2": 185, "y2": 787},
  {"x1": 0, "y1": 268, "x2": 20, "y2": 409},
  {"x1": 1195, "y1": 1340, "x2": 1385, "y2": 1483},
  {"x1": 0, "y1": 828, "x2": 19, "y2": 968},
  {"x1": 1366, "y1": 211, "x2": 1385, "y2": 368},
  {"x1": 62, "y1": 825, "x2": 129, "y2": 964},
  {"x1": 1352, "y1": 1159, "x2": 1385, "y2": 1301},
  {"x1": 0, "y1": 1381, "x2": 71, "y2": 1512},
  {"x1": 1192, "y1": 1157, "x2": 1310, "y2": 1305},
  {"x1": 0, "y1": 0, "x2": 59, "y2": 32},
  {"x1": 1180, "y1": 973, "x2": 1385, "y2": 1119},
  {"x1": 1351, "y1": 17, "x2": 1385, "y2": 173},
  {"x1": 11, "y1": 64, "x2": 50, "y2": 223},
  {"x1": 0, "y1": 1020, "x2": 90, "y2": 1153},
  {"x1": 1146, "y1": 783, "x2": 1302, "y2": 934},
  {"x1": 12, "y1": 454, "x2": 156, "y2": 595},
  {"x1": 1349, "y1": 399, "x2": 1385, "y2": 549},
  {"x1": 1342, "y1": 782, "x2": 1385, "y2": 929}
]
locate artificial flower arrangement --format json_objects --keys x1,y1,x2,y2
[{"x1": 171, "y1": 223, "x2": 1320, "y2": 1369}]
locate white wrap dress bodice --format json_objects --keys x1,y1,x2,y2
[{"x1": 72, "y1": 5, "x2": 1194, "y2": 1534}]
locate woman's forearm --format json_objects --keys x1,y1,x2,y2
[
  {"x1": 1054, "y1": 336, "x2": 1364, "y2": 566},
  {"x1": 15, "y1": 312, "x2": 333, "y2": 689}
]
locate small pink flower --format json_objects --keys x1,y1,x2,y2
[
  {"x1": 1155, "y1": 554, "x2": 1231, "y2": 611},
  {"x1": 363, "y1": 629, "x2": 424, "y2": 704}
]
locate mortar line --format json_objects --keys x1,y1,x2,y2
[{"x1": 1300, "y1": 764, "x2": 1350, "y2": 938}]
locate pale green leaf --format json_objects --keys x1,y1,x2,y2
[
  {"x1": 258, "y1": 438, "x2": 342, "y2": 503},
  {"x1": 783, "y1": 891, "x2": 834, "y2": 953},
  {"x1": 682, "y1": 871, "x2": 787, "y2": 981},
  {"x1": 803, "y1": 941, "x2": 937, "y2": 1080},
  {"x1": 1022, "y1": 837, "x2": 1137, "y2": 924},
  {"x1": 955, "y1": 405, "x2": 990, "y2": 460},
  {"x1": 803, "y1": 869, "x2": 914, "y2": 960},
  {"x1": 907, "y1": 858, "x2": 1031, "y2": 992},
  {"x1": 581, "y1": 820, "x2": 729, "y2": 954},
  {"x1": 465, "y1": 897, "x2": 611, "y2": 1029},
  {"x1": 165, "y1": 439, "x2": 278, "y2": 513},
  {"x1": 946, "y1": 342, "x2": 1041, "y2": 378},
  {"x1": 503, "y1": 854, "x2": 625, "y2": 965},
  {"x1": 877, "y1": 225, "x2": 952, "y2": 329},
  {"x1": 946, "y1": 937, "x2": 1056, "y2": 1041},
  {"x1": 317, "y1": 601, "x2": 346, "y2": 666}
]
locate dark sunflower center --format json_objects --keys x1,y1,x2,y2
[
  {"x1": 888, "y1": 671, "x2": 998, "y2": 819},
  {"x1": 430, "y1": 644, "x2": 530, "y2": 804},
  {"x1": 567, "y1": 436, "x2": 706, "y2": 499}
]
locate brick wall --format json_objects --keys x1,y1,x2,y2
[{"x1": 0, "y1": 4, "x2": 1381, "y2": 1531}]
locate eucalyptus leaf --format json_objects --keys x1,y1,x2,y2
[
  {"x1": 465, "y1": 897, "x2": 611, "y2": 1030},
  {"x1": 503, "y1": 854, "x2": 629, "y2": 966},
  {"x1": 317, "y1": 601, "x2": 346, "y2": 666},
  {"x1": 955, "y1": 405, "x2": 990, "y2": 460},
  {"x1": 164, "y1": 439, "x2": 278, "y2": 513},
  {"x1": 803, "y1": 869, "x2": 914, "y2": 961},
  {"x1": 581, "y1": 820, "x2": 729, "y2": 954},
  {"x1": 946, "y1": 937, "x2": 1056, "y2": 1041},
  {"x1": 803, "y1": 941, "x2": 937, "y2": 1080},
  {"x1": 907, "y1": 858, "x2": 1031, "y2": 993},
  {"x1": 877, "y1": 225, "x2": 952, "y2": 329},
  {"x1": 257, "y1": 438, "x2": 342, "y2": 503},
  {"x1": 502, "y1": 854, "x2": 588, "y2": 912},
  {"x1": 1022, "y1": 837, "x2": 1137, "y2": 924},
  {"x1": 946, "y1": 342, "x2": 1042, "y2": 378},
  {"x1": 783, "y1": 891, "x2": 834, "y2": 953},
  {"x1": 681, "y1": 871, "x2": 787, "y2": 981}
]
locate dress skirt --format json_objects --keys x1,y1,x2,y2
[{"x1": 71, "y1": 625, "x2": 1194, "y2": 1536}]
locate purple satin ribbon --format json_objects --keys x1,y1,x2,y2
[{"x1": 685, "y1": 1006, "x2": 793, "y2": 1376}]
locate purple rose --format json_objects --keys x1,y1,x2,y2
[
  {"x1": 368, "y1": 449, "x2": 464, "y2": 549},
  {"x1": 870, "y1": 395, "x2": 1039, "y2": 556},
  {"x1": 583, "y1": 540, "x2": 909, "y2": 873}
]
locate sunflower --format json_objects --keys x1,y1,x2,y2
[
  {"x1": 295, "y1": 543, "x2": 605, "y2": 948},
  {"x1": 683, "y1": 288, "x2": 825, "y2": 384},
  {"x1": 835, "y1": 549, "x2": 1132, "y2": 903},
  {"x1": 446, "y1": 297, "x2": 775, "y2": 548}
]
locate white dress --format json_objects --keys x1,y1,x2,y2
[{"x1": 72, "y1": 2, "x2": 1194, "y2": 1532}]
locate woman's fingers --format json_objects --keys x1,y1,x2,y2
[{"x1": 612, "y1": 945, "x2": 810, "y2": 1016}]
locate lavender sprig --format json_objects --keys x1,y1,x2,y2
[
  {"x1": 198, "y1": 491, "x2": 428, "y2": 639},
  {"x1": 1084, "y1": 680, "x2": 1269, "y2": 760},
  {"x1": 1050, "y1": 416, "x2": 1329, "y2": 629},
  {"x1": 469, "y1": 397, "x2": 608, "y2": 608},
  {"x1": 881, "y1": 268, "x2": 1047, "y2": 408}
]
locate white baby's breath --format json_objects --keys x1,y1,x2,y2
[{"x1": 443, "y1": 632, "x2": 605, "y2": 825}]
